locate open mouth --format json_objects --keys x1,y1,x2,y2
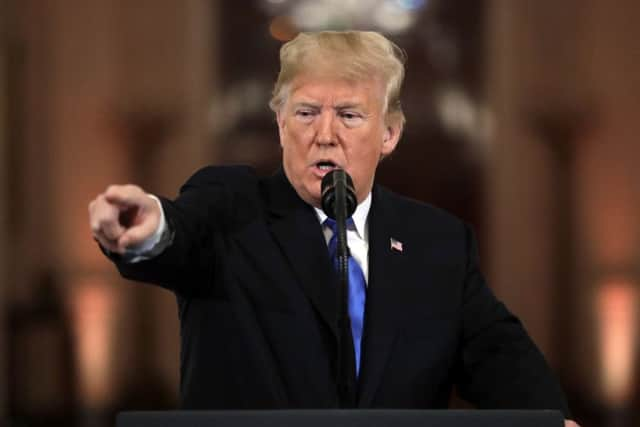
[{"x1": 315, "y1": 160, "x2": 338, "y2": 171}]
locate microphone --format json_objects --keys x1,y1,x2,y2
[
  {"x1": 321, "y1": 169, "x2": 357, "y2": 220},
  {"x1": 320, "y1": 168, "x2": 357, "y2": 407}
]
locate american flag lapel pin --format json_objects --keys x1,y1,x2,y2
[{"x1": 390, "y1": 237, "x2": 403, "y2": 253}]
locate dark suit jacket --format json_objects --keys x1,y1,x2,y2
[{"x1": 112, "y1": 166, "x2": 570, "y2": 415}]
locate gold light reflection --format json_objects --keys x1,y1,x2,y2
[
  {"x1": 269, "y1": 15, "x2": 298, "y2": 41},
  {"x1": 69, "y1": 276, "x2": 116, "y2": 409},
  {"x1": 596, "y1": 277, "x2": 638, "y2": 407},
  {"x1": 589, "y1": 186, "x2": 636, "y2": 268},
  {"x1": 576, "y1": 124, "x2": 637, "y2": 269}
]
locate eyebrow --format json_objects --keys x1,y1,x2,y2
[
  {"x1": 292, "y1": 101, "x2": 365, "y2": 110},
  {"x1": 292, "y1": 102, "x2": 321, "y2": 109},
  {"x1": 334, "y1": 102, "x2": 364, "y2": 110}
]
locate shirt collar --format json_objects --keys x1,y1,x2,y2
[{"x1": 314, "y1": 192, "x2": 372, "y2": 240}]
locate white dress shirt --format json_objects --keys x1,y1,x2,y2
[{"x1": 313, "y1": 193, "x2": 371, "y2": 285}]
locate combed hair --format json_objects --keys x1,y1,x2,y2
[{"x1": 269, "y1": 31, "x2": 407, "y2": 125}]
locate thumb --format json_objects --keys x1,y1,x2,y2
[{"x1": 117, "y1": 218, "x2": 159, "y2": 251}]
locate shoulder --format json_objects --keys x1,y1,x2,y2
[
  {"x1": 180, "y1": 165, "x2": 260, "y2": 193},
  {"x1": 171, "y1": 165, "x2": 273, "y2": 229},
  {"x1": 375, "y1": 185, "x2": 468, "y2": 234},
  {"x1": 374, "y1": 185, "x2": 478, "y2": 265}
]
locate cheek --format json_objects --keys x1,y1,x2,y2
[
  {"x1": 353, "y1": 141, "x2": 384, "y2": 177},
  {"x1": 282, "y1": 142, "x2": 308, "y2": 180},
  {"x1": 283, "y1": 125, "x2": 311, "y2": 150},
  {"x1": 351, "y1": 137, "x2": 383, "y2": 163}
]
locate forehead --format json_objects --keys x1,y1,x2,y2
[{"x1": 287, "y1": 74, "x2": 385, "y2": 108}]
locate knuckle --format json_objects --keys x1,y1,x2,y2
[
  {"x1": 106, "y1": 202, "x2": 120, "y2": 215},
  {"x1": 97, "y1": 216, "x2": 114, "y2": 231},
  {"x1": 128, "y1": 184, "x2": 144, "y2": 198},
  {"x1": 95, "y1": 236, "x2": 111, "y2": 248},
  {"x1": 90, "y1": 220, "x2": 101, "y2": 233},
  {"x1": 106, "y1": 242, "x2": 119, "y2": 253}
]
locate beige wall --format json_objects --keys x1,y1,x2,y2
[
  {"x1": 0, "y1": 0, "x2": 8, "y2": 416},
  {"x1": 487, "y1": 0, "x2": 640, "y2": 408},
  {"x1": 486, "y1": 0, "x2": 585, "y2": 365},
  {"x1": 8, "y1": 0, "x2": 217, "y2": 413}
]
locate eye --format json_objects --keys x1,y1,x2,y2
[
  {"x1": 339, "y1": 111, "x2": 364, "y2": 126},
  {"x1": 295, "y1": 109, "x2": 316, "y2": 123}
]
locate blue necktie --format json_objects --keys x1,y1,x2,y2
[{"x1": 325, "y1": 218, "x2": 366, "y2": 378}]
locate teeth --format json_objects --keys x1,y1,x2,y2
[{"x1": 318, "y1": 164, "x2": 333, "y2": 170}]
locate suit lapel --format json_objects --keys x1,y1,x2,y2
[
  {"x1": 264, "y1": 171, "x2": 339, "y2": 339},
  {"x1": 358, "y1": 185, "x2": 406, "y2": 407}
]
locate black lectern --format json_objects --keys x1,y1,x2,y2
[{"x1": 116, "y1": 409, "x2": 564, "y2": 427}]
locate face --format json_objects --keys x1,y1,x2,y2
[{"x1": 276, "y1": 75, "x2": 401, "y2": 208}]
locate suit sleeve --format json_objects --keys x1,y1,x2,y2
[
  {"x1": 108, "y1": 166, "x2": 258, "y2": 296},
  {"x1": 455, "y1": 224, "x2": 571, "y2": 417}
]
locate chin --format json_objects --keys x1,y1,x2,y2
[
  {"x1": 308, "y1": 193, "x2": 322, "y2": 208},
  {"x1": 305, "y1": 181, "x2": 322, "y2": 200},
  {"x1": 307, "y1": 192, "x2": 323, "y2": 208},
  {"x1": 293, "y1": 181, "x2": 320, "y2": 207}
]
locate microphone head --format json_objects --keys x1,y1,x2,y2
[{"x1": 321, "y1": 169, "x2": 357, "y2": 220}]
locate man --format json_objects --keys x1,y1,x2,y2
[{"x1": 89, "y1": 31, "x2": 578, "y2": 425}]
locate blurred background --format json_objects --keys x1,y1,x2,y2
[{"x1": 0, "y1": 0, "x2": 639, "y2": 426}]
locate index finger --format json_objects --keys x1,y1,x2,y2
[{"x1": 103, "y1": 184, "x2": 145, "y2": 207}]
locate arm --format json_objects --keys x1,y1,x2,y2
[
  {"x1": 455, "y1": 224, "x2": 574, "y2": 420},
  {"x1": 88, "y1": 166, "x2": 255, "y2": 295}
]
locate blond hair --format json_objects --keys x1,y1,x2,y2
[{"x1": 269, "y1": 31, "x2": 406, "y2": 126}]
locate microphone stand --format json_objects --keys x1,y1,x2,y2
[
  {"x1": 334, "y1": 175, "x2": 355, "y2": 408},
  {"x1": 321, "y1": 169, "x2": 357, "y2": 408}
]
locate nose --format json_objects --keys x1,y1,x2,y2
[{"x1": 315, "y1": 110, "x2": 337, "y2": 146}]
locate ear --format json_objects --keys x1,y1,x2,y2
[
  {"x1": 276, "y1": 111, "x2": 286, "y2": 148},
  {"x1": 380, "y1": 119, "x2": 402, "y2": 157}
]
